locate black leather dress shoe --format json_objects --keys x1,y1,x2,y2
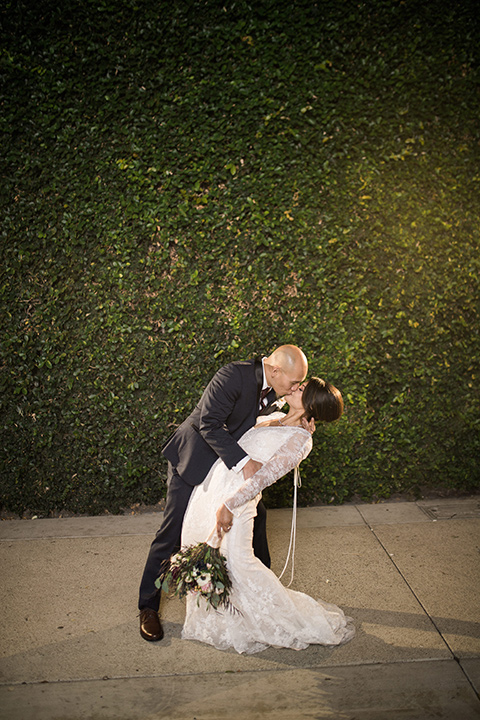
[{"x1": 139, "y1": 609, "x2": 164, "y2": 641}]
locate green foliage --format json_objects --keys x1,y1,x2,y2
[{"x1": 1, "y1": 0, "x2": 479, "y2": 515}]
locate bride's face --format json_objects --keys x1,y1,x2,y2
[{"x1": 286, "y1": 383, "x2": 306, "y2": 410}]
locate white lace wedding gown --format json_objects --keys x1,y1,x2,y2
[{"x1": 181, "y1": 413, "x2": 355, "y2": 654}]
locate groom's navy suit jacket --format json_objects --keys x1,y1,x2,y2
[{"x1": 162, "y1": 358, "x2": 276, "y2": 486}]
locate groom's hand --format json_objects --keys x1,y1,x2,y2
[{"x1": 242, "y1": 458, "x2": 263, "y2": 480}]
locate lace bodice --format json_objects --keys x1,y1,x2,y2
[{"x1": 223, "y1": 413, "x2": 312, "y2": 512}]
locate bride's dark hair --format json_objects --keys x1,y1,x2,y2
[{"x1": 302, "y1": 377, "x2": 344, "y2": 423}]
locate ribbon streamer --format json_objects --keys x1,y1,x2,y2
[{"x1": 278, "y1": 465, "x2": 302, "y2": 587}]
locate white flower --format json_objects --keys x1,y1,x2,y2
[
  {"x1": 199, "y1": 580, "x2": 214, "y2": 594},
  {"x1": 197, "y1": 573, "x2": 212, "y2": 588}
]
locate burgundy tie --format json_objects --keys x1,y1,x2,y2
[{"x1": 259, "y1": 387, "x2": 270, "y2": 408}]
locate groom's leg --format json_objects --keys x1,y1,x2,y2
[
  {"x1": 253, "y1": 499, "x2": 271, "y2": 568},
  {"x1": 138, "y1": 464, "x2": 193, "y2": 611}
]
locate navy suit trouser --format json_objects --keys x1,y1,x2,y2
[{"x1": 138, "y1": 463, "x2": 271, "y2": 611}]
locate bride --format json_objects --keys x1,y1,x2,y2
[{"x1": 180, "y1": 377, "x2": 355, "y2": 654}]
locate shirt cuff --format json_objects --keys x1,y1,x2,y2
[{"x1": 232, "y1": 455, "x2": 250, "y2": 473}]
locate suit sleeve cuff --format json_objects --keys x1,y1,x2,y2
[{"x1": 232, "y1": 455, "x2": 250, "y2": 473}]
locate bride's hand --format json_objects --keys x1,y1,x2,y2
[
  {"x1": 302, "y1": 417, "x2": 316, "y2": 434},
  {"x1": 216, "y1": 504, "x2": 233, "y2": 535}
]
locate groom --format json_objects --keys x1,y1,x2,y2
[{"x1": 138, "y1": 344, "x2": 309, "y2": 641}]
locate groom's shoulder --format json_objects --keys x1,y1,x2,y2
[
  {"x1": 218, "y1": 357, "x2": 256, "y2": 371},
  {"x1": 224, "y1": 358, "x2": 257, "y2": 375},
  {"x1": 212, "y1": 357, "x2": 257, "y2": 384},
  {"x1": 229, "y1": 358, "x2": 255, "y2": 369}
]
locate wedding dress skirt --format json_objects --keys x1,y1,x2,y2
[{"x1": 181, "y1": 421, "x2": 355, "y2": 654}]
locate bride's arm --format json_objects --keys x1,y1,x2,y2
[{"x1": 223, "y1": 430, "x2": 312, "y2": 512}]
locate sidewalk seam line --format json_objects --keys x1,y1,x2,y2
[
  {"x1": 0, "y1": 656, "x2": 472, "y2": 688},
  {"x1": 365, "y1": 522, "x2": 480, "y2": 702}
]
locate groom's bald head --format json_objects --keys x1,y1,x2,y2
[{"x1": 264, "y1": 345, "x2": 308, "y2": 397}]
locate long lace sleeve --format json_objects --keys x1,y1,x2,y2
[{"x1": 224, "y1": 428, "x2": 312, "y2": 513}]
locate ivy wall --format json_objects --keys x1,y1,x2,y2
[{"x1": 1, "y1": 0, "x2": 479, "y2": 515}]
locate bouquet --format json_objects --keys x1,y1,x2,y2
[{"x1": 155, "y1": 541, "x2": 233, "y2": 611}]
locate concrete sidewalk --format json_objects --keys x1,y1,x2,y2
[{"x1": 1, "y1": 496, "x2": 479, "y2": 719}]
